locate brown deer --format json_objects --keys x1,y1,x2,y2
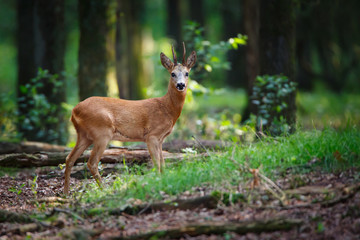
[{"x1": 64, "y1": 43, "x2": 196, "y2": 195}]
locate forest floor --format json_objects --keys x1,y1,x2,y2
[{"x1": 1, "y1": 155, "x2": 360, "y2": 239}]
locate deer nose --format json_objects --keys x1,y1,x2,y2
[{"x1": 176, "y1": 82, "x2": 186, "y2": 91}]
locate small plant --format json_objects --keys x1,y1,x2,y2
[
  {"x1": 251, "y1": 75, "x2": 297, "y2": 135},
  {"x1": 8, "y1": 183, "x2": 25, "y2": 195},
  {"x1": 30, "y1": 175, "x2": 38, "y2": 197},
  {"x1": 183, "y1": 21, "x2": 247, "y2": 82}
]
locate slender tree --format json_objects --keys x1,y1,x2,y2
[
  {"x1": 259, "y1": 0, "x2": 296, "y2": 129},
  {"x1": 115, "y1": 0, "x2": 145, "y2": 100},
  {"x1": 243, "y1": 0, "x2": 260, "y2": 120},
  {"x1": 166, "y1": 0, "x2": 182, "y2": 43},
  {"x1": 115, "y1": 0, "x2": 129, "y2": 99},
  {"x1": 220, "y1": 0, "x2": 246, "y2": 88},
  {"x1": 188, "y1": 0, "x2": 204, "y2": 27},
  {"x1": 17, "y1": 0, "x2": 67, "y2": 144},
  {"x1": 244, "y1": 0, "x2": 296, "y2": 132},
  {"x1": 78, "y1": 0, "x2": 110, "y2": 100}
]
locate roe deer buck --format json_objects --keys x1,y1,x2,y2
[{"x1": 63, "y1": 43, "x2": 196, "y2": 195}]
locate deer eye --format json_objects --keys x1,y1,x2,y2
[
  {"x1": 185, "y1": 72, "x2": 189, "y2": 77},
  {"x1": 171, "y1": 73, "x2": 176, "y2": 77}
]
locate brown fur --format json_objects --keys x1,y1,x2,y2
[{"x1": 63, "y1": 47, "x2": 196, "y2": 195}]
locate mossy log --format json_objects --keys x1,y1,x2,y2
[
  {"x1": 114, "y1": 218, "x2": 303, "y2": 240},
  {"x1": 0, "y1": 149, "x2": 194, "y2": 168}
]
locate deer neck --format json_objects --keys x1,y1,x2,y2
[{"x1": 163, "y1": 80, "x2": 187, "y2": 124}]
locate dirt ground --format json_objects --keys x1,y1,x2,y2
[{"x1": 0, "y1": 165, "x2": 360, "y2": 239}]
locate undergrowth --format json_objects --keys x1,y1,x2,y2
[{"x1": 76, "y1": 126, "x2": 360, "y2": 209}]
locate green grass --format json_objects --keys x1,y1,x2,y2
[
  {"x1": 78, "y1": 126, "x2": 360, "y2": 208},
  {"x1": 297, "y1": 91, "x2": 360, "y2": 129}
]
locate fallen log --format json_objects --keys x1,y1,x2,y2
[
  {"x1": 121, "y1": 195, "x2": 219, "y2": 215},
  {"x1": 0, "y1": 141, "x2": 68, "y2": 154},
  {"x1": 87, "y1": 192, "x2": 245, "y2": 216},
  {"x1": 0, "y1": 149, "x2": 206, "y2": 168},
  {"x1": 113, "y1": 218, "x2": 303, "y2": 240},
  {"x1": 0, "y1": 209, "x2": 34, "y2": 223}
]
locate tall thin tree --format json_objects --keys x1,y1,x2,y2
[
  {"x1": 78, "y1": 0, "x2": 110, "y2": 100},
  {"x1": 244, "y1": 0, "x2": 296, "y2": 132},
  {"x1": 17, "y1": 0, "x2": 67, "y2": 144}
]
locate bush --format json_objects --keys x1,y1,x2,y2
[
  {"x1": 251, "y1": 75, "x2": 297, "y2": 135},
  {"x1": 17, "y1": 68, "x2": 68, "y2": 144}
]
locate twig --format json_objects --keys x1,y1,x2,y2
[
  {"x1": 52, "y1": 207, "x2": 85, "y2": 222},
  {"x1": 192, "y1": 135, "x2": 213, "y2": 158},
  {"x1": 230, "y1": 157, "x2": 286, "y2": 204}
]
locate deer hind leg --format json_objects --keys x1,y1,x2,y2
[
  {"x1": 64, "y1": 136, "x2": 92, "y2": 195},
  {"x1": 159, "y1": 143, "x2": 166, "y2": 171},
  {"x1": 87, "y1": 138, "x2": 109, "y2": 189},
  {"x1": 146, "y1": 136, "x2": 162, "y2": 173}
]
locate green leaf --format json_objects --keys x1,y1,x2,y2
[
  {"x1": 19, "y1": 85, "x2": 27, "y2": 94},
  {"x1": 204, "y1": 64, "x2": 212, "y2": 72}
]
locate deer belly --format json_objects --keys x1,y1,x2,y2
[{"x1": 112, "y1": 128, "x2": 145, "y2": 142}]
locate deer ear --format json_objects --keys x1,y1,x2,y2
[
  {"x1": 160, "y1": 52, "x2": 174, "y2": 71},
  {"x1": 186, "y1": 51, "x2": 197, "y2": 69}
]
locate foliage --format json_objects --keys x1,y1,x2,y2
[
  {"x1": 0, "y1": 92, "x2": 19, "y2": 140},
  {"x1": 78, "y1": 127, "x2": 360, "y2": 209},
  {"x1": 183, "y1": 21, "x2": 247, "y2": 82},
  {"x1": 17, "y1": 68, "x2": 68, "y2": 143},
  {"x1": 251, "y1": 75, "x2": 297, "y2": 135}
]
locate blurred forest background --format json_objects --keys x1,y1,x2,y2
[{"x1": 0, "y1": 0, "x2": 360, "y2": 146}]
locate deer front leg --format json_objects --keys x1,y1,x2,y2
[
  {"x1": 87, "y1": 138, "x2": 109, "y2": 189},
  {"x1": 146, "y1": 136, "x2": 162, "y2": 173}
]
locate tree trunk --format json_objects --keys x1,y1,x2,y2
[
  {"x1": 78, "y1": 0, "x2": 110, "y2": 100},
  {"x1": 242, "y1": 0, "x2": 260, "y2": 121},
  {"x1": 115, "y1": 0, "x2": 130, "y2": 99},
  {"x1": 115, "y1": 0, "x2": 145, "y2": 100},
  {"x1": 17, "y1": 0, "x2": 36, "y2": 135},
  {"x1": 243, "y1": 0, "x2": 296, "y2": 130},
  {"x1": 167, "y1": 0, "x2": 182, "y2": 43},
  {"x1": 259, "y1": 0, "x2": 296, "y2": 129},
  {"x1": 188, "y1": 0, "x2": 204, "y2": 27},
  {"x1": 17, "y1": 0, "x2": 67, "y2": 144},
  {"x1": 220, "y1": 0, "x2": 246, "y2": 88}
]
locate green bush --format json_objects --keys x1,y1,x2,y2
[
  {"x1": 251, "y1": 75, "x2": 297, "y2": 135},
  {"x1": 17, "y1": 68, "x2": 68, "y2": 144}
]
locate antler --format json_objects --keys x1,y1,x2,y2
[
  {"x1": 182, "y1": 42, "x2": 186, "y2": 65},
  {"x1": 171, "y1": 45, "x2": 177, "y2": 65}
]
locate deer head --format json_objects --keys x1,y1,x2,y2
[{"x1": 160, "y1": 42, "x2": 197, "y2": 92}]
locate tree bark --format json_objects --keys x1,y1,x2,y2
[
  {"x1": 115, "y1": 0, "x2": 145, "y2": 100},
  {"x1": 221, "y1": 0, "x2": 246, "y2": 88},
  {"x1": 188, "y1": 0, "x2": 204, "y2": 27},
  {"x1": 78, "y1": 0, "x2": 110, "y2": 100},
  {"x1": 243, "y1": 0, "x2": 260, "y2": 121},
  {"x1": 166, "y1": 0, "x2": 182, "y2": 43},
  {"x1": 115, "y1": 0, "x2": 130, "y2": 99}
]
